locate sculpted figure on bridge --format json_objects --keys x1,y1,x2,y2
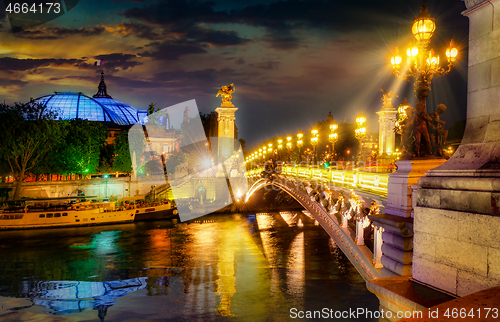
[
  {"x1": 381, "y1": 89, "x2": 398, "y2": 107},
  {"x1": 397, "y1": 101, "x2": 448, "y2": 159},
  {"x1": 413, "y1": 101, "x2": 433, "y2": 157},
  {"x1": 216, "y1": 83, "x2": 235, "y2": 105},
  {"x1": 369, "y1": 201, "x2": 380, "y2": 216},
  {"x1": 429, "y1": 104, "x2": 448, "y2": 158}
]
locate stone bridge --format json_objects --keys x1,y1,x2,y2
[{"x1": 244, "y1": 167, "x2": 391, "y2": 281}]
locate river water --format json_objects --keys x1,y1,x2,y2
[{"x1": 0, "y1": 212, "x2": 379, "y2": 321}]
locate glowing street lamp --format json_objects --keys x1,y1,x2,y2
[
  {"x1": 286, "y1": 136, "x2": 292, "y2": 162},
  {"x1": 329, "y1": 121, "x2": 338, "y2": 160},
  {"x1": 277, "y1": 139, "x2": 283, "y2": 161},
  {"x1": 297, "y1": 132, "x2": 303, "y2": 160},
  {"x1": 390, "y1": 4, "x2": 458, "y2": 112},
  {"x1": 355, "y1": 111, "x2": 367, "y2": 162},
  {"x1": 311, "y1": 129, "x2": 319, "y2": 163}
]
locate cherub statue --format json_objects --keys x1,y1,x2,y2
[
  {"x1": 429, "y1": 104, "x2": 448, "y2": 157},
  {"x1": 413, "y1": 101, "x2": 432, "y2": 157},
  {"x1": 216, "y1": 83, "x2": 235, "y2": 105}
]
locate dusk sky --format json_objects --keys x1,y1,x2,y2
[{"x1": 0, "y1": 0, "x2": 469, "y2": 150}]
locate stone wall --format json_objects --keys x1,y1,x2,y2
[
  {"x1": 411, "y1": 0, "x2": 500, "y2": 297},
  {"x1": 413, "y1": 207, "x2": 500, "y2": 296},
  {"x1": 1, "y1": 178, "x2": 154, "y2": 200}
]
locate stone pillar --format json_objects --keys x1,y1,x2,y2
[
  {"x1": 341, "y1": 214, "x2": 348, "y2": 229},
  {"x1": 376, "y1": 101, "x2": 397, "y2": 155},
  {"x1": 413, "y1": 0, "x2": 500, "y2": 297},
  {"x1": 355, "y1": 220, "x2": 365, "y2": 246},
  {"x1": 371, "y1": 159, "x2": 445, "y2": 277},
  {"x1": 385, "y1": 159, "x2": 446, "y2": 218},
  {"x1": 372, "y1": 226, "x2": 383, "y2": 268},
  {"x1": 369, "y1": 213, "x2": 414, "y2": 277},
  {"x1": 216, "y1": 104, "x2": 238, "y2": 159}
]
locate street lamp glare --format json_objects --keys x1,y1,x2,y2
[
  {"x1": 412, "y1": 4, "x2": 436, "y2": 42},
  {"x1": 356, "y1": 111, "x2": 366, "y2": 127}
]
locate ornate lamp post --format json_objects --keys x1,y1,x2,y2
[
  {"x1": 311, "y1": 129, "x2": 319, "y2": 163},
  {"x1": 329, "y1": 122, "x2": 338, "y2": 160},
  {"x1": 355, "y1": 111, "x2": 367, "y2": 162},
  {"x1": 390, "y1": 4, "x2": 458, "y2": 111},
  {"x1": 297, "y1": 133, "x2": 303, "y2": 160},
  {"x1": 277, "y1": 139, "x2": 283, "y2": 161},
  {"x1": 286, "y1": 136, "x2": 292, "y2": 162}
]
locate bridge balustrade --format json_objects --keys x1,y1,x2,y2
[
  {"x1": 245, "y1": 175, "x2": 381, "y2": 279},
  {"x1": 244, "y1": 176, "x2": 381, "y2": 280},
  {"x1": 246, "y1": 165, "x2": 389, "y2": 197}
]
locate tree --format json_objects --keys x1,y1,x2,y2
[
  {"x1": 99, "y1": 143, "x2": 114, "y2": 174},
  {"x1": 49, "y1": 119, "x2": 108, "y2": 175},
  {"x1": 148, "y1": 103, "x2": 165, "y2": 126},
  {"x1": 113, "y1": 129, "x2": 132, "y2": 173},
  {"x1": 0, "y1": 102, "x2": 62, "y2": 200},
  {"x1": 165, "y1": 152, "x2": 188, "y2": 174}
]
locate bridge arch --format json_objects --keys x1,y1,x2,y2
[{"x1": 245, "y1": 177, "x2": 381, "y2": 281}]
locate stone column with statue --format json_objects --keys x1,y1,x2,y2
[
  {"x1": 215, "y1": 83, "x2": 238, "y2": 159},
  {"x1": 376, "y1": 89, "x2": 398, "y2": 170}
]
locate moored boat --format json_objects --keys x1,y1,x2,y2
[{"x1": 0, "y1": 196, "x2": 178, "y2": 230}]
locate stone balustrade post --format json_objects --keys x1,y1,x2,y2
[
  {"x1": 341, "y1": 213, "x2": 348, "y2": 229},
  {"x1": 372, "y1": 225, "x2": 384, "y2": 268},
  {"x1": 356, "y1": 219, "x2": 365, "y2": 246}
]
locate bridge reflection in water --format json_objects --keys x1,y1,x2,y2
[{"x1": 0, "y1": 213, "x2": 379, "y2": 320}]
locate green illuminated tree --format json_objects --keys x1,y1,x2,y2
[
  {"x1": 113, "y1": 129, "x2": 132, "y2": 173},
  {"x1": 0, "y1": 102, "x2": 62, "y2": 200},
  {"x1": 50, "y1": 119, "x2": 108, "y2": 175}
]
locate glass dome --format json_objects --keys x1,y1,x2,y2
[
  {"x1": 93, "y1": 97, "x2": 141, "y2": 124},
  {"x1": 32, "y1": 92, "x2": 130, "y2": 125},
  {"x1": 31, "y1": 72, "x2": 145, "y2": 126}
]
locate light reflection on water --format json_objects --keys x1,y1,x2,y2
[{"x1": 0, "y1": 212, "x2": 379, "y2": 321}]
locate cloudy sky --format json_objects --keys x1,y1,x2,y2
[{"x1": 0, "y1": 0, "x2": 469, "y2": 149}]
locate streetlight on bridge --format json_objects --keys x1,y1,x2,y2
[
  {"x1": 297, "y1": 133, "x2": 303, "y2": 161},
  {"x1": 277, "y1": 139, "x2": 283, "y2": 161},
  {"x1": 329, "y1": 122, "x2": 338, "y2": 161},
  {"x1": 355, "y1": 111, "x2": 367, "y2": 163},
  {"x1": 390, "y1": 4, "x2": 458, "y2": 112},
  {"x1": 311, "y1": 129, "x2": 319, "y2": 164},
  {"x1": 286, "y1": 136, "x2": 292, "y2": 162}
]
